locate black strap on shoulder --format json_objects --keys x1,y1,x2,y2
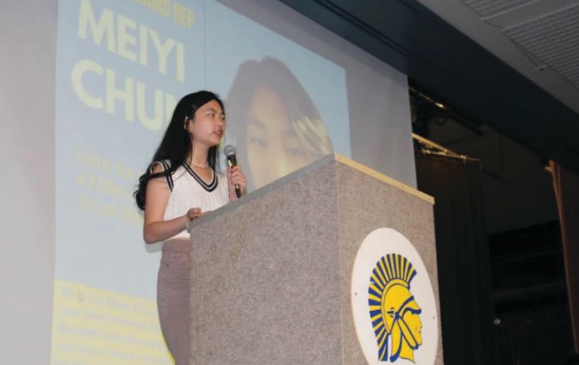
[
  {"x1": 150, "y1": 161, "x2": 174, "y2": 192},
  {"x1": 159, "y1": 160, "x2": 174, "y2": 192}
]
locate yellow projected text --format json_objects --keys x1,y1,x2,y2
[
  {"x1": 51, "y1": 280, "x2": 171, "y2": 365},
  {"x1": 72, "y1": 59, "x2": 177, "y2": 130},
  {"x1": 71, "y1": 0, "x2": 197, "y2": 129},
  {"x1": 76, "y1": 149, "x2": 143, "y2": 226},
  {"x1": 128, "y1": 0, "x2": 195, "y2": 28},
  {"x1": 79, "y1": 0, "x2": 186, "y2": 77}
]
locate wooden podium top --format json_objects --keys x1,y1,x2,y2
[
  {"x1": 334, "y1": 154, "x2": 434, "y2": 204},
  {"x1": 189, "y1": 153, "x2": 434, "y2": 232}
]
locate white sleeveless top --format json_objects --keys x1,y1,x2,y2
[{"x1": 156, "y1": 161, "x2": 229, "y2": 240}]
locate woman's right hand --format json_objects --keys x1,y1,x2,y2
[{"x1": 186, "y1": 207, "x2": 203, "y2": 222}]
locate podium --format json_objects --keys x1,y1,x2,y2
[{"x1": 188, "y1": 154, "x2": 443, "y2": 365}]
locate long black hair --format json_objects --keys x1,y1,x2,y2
[{"x1": 134, "y1": 91, "x2": 224, "y2": 210}]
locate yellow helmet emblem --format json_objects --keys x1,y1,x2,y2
[{"x1": 368, "y1": 254, "x2": 423, "y2": 362}]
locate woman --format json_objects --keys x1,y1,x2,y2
[{"x1": 134, "y1": 91, "x2": 247, "y2": 365}]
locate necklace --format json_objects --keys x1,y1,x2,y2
[{"x1": 191, "y1": 161, "x2": 209, "y2": 168}]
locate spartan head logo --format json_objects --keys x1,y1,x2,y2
[{"x1": 368, "y1": 254, "x2": 423, "y2": 363}]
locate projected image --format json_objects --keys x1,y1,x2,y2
[
  {"x1": 205, "y1": 0, "x2": 350, "y2": 190},
  {"x1": 226, "y1": 57, "x2": 333, "y2": 190},
  {"x1": 51, "y1": 0, "x2": 376, "y2": 363}
]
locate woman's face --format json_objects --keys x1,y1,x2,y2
[
  {"x1": 188, "y1": 100, "x2": 225, "y2": 148},
  {"x1": 246, "y1": 87, "x2": 315, "y2": 189}
]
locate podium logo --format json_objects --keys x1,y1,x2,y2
[
  {"x1": 369, "y1": 254, "x2": 422, "y2": 362},
  {"x1": 351, "y1": 228, "x2": 438, "y2": 365}
]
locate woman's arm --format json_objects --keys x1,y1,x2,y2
[{"x1": 143, "y1": 164, "x2": 200, "y2": 244}]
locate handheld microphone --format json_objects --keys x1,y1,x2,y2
[{"x1": 223, "y1": 145, "x2": 241, "y2": 199}]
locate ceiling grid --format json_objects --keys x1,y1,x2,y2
[
  {"x1": 504, "y1": 4, "x2": 579, "y2": 88},
  {"x1": 463, "y1": 0, "x2": 538, "y2": 18}
]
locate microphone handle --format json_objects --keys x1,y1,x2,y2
[{"x1": 227, "y1": 155, "x2": 241, "y2": 198}]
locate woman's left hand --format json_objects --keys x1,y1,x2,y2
[{"x1": 227, "y1": 165, "x2": 247, "y2": 200}]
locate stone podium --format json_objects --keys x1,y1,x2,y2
[{"x1": 188, "y1": 154, "x2": 443, "y2": 365}]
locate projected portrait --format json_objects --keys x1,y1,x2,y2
[{"x1": 226, "y1": 57, "x2": 333, "y2": 190}]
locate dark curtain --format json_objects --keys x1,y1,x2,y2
[
  {"x1": 416, "y1": 153, "x2": 496, "y2": 365},
  {"x1": 550, "y1": 161, "x2": 579, "y2": 354}
]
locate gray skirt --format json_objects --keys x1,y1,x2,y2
[{"x1": 158, "y1": 239, "x2": 191, "y2": 365}]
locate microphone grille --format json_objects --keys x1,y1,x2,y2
[{"x1": 223, "y1": 144, "x2": 237, "y2": 157}]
